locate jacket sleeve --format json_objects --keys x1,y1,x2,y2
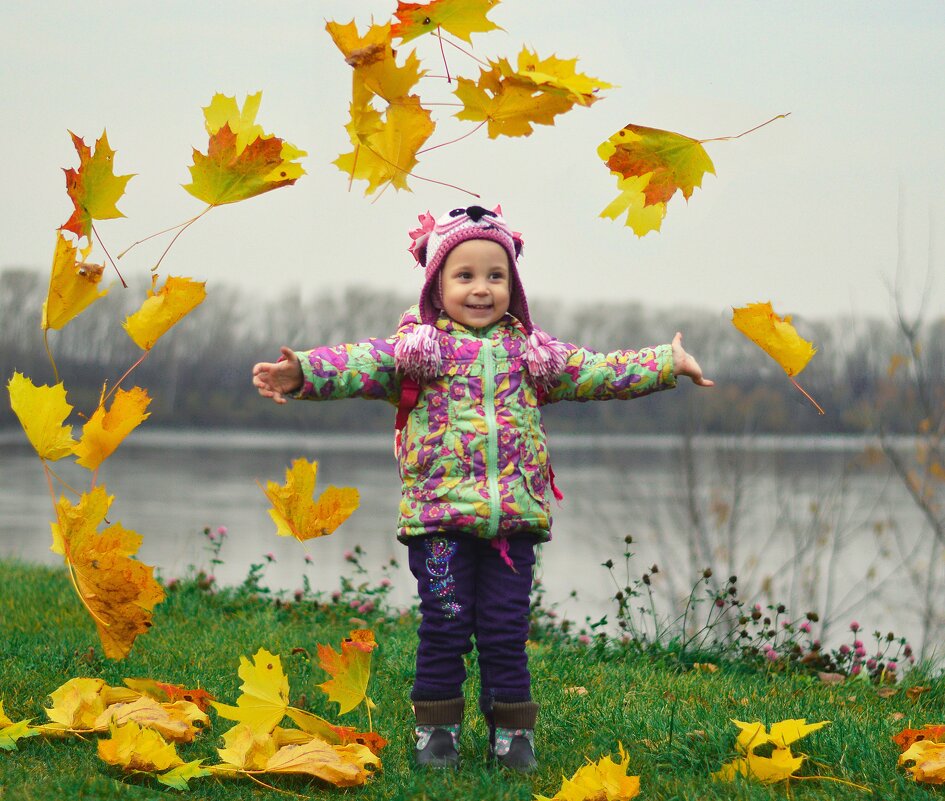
[{"x1": 540, "y1": 343, "x2": 677, "y2": 403}]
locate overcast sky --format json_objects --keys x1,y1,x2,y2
[{"x1": 3, "y1": 1, "x2": 944, "y2": 328}]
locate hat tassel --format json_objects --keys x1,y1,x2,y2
[
  {"x1": 526, "y1": 328, "x2": 568, "y2": 385},
  {"x1": 395, "y1": 324, "x2": 442, "y2": 382}
]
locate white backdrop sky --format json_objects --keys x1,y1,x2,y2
[{"x1": 3, "y1": 1, "x2": 944, "y2": 323}]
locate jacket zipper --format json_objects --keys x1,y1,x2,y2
[{"x1": 481, "y1": 338, "x2": 501, "y2": 538}]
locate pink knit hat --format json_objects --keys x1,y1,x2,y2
[{"x1": 395, "y1": 204, "x2": 568, "y2": 384}]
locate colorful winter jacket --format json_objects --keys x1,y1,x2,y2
[{"x1": 295, "y1": 306, "x2": 676, "y2": 543}]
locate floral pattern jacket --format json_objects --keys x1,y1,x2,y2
[{"x1": 295, "y1": 306, "x2": 676, "y2": 543}]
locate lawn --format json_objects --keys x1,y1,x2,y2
[{"x1": 0, "y1": 559, "x2": 941, "y2": 800}]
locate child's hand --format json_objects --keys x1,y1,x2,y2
[
  {"x1": 672, "y1": 332, "x2": 714, "y2": 387},
  {"x1": 252, "y1": 347, "x2": 303, "y2": 404}
]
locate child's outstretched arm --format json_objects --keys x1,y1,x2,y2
[
  {"x1": 253, "y1": 346, "x2": 302, "y2": 405},
  {"x1": 671, "y1": 332, "x2": 714, "y2": 387}
]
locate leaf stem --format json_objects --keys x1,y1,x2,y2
[
  {"x1": 117, "y1": 210, "x2": 212, "y2": 259},
  {"x1": 151, "y1": 206, "x2": 214, "y2": 272},
  {"x1": 92, "y1": 224, "x2": 127, "y2": 288},
  {"x1": 698, "y1": 113, "x2": 791, "y2": 144},
  {"x1": 66, "y1": 558, "x2": 111, "y2": 628},
  {"x1": 44, "y1": 463, "x2": 82, "y2": 499},
  {"x1": 435, "y1": 26, "x2": 451, "y2": 84},
  {"x1": 43, "y1": 329, "x2": 60, "y2": 383},
  {"x1": 789, "y1": 377, "x2": 825, "y2": 415},
  {"x1": 417, "y1": 120, "x2": 488, "y2": 155},
  {"x1": 102, "y1": 351, "x2": 150, "y2": 407},
  {"x1": 440, "y1": 32, "x2": 490, "y2": 68},
  {"x1": 792, "y1": 775, "x2": 872, "y2": 792},
  {"x1": 354, "y1": 138, "x2": 480, "y2": 198}
]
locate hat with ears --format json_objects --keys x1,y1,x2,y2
[{"x1": 395, "y1": 204, "x2": 568, "y2": 384}]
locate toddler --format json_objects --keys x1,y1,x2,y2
[{"x1": 252, "y1": 204, "x2": 712, "y2": 771}]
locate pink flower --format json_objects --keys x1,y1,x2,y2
[
  {"x1": 358, "y1": 601, "x2": 375, "y2": 614},
  {"x1": 800, "y1": 622, "x2": 812, "y2": 633},
  {"x1": 887, "y1": 661, "x2": 898, "y2": 672},
  {"x1": 855, "y1": 645, "x2": 866, "y2": 657},
  {"x1": 264, "y1": 552, "x2": 275, "y2": 562},
  {"x1": 349, "y1": 599, "x2": 360, "y2": 609},
  {"x1": 766, "y1": 649, "x2": 778, "y2": 662},
  {"x1": 207, "y1": 532, "x2": 217, "y2": 542},
  {"x1": 849, "y1": 621, "x2": 860, "y2": 632},
  {"x1": 294, "y1": 590, "x2": 303, "y2": 602},
  {"x1": 850, "y1": 663, "x2": 862, "y2": 676},
  {"x1": 344, "y1": 551, "x2": 355, "y2": 562},
  {"x1": 331, "y1": 591, "x2": 341, "y2": 602},
  {"x1": 839, "y1": 644, "x2": 851, "y2": 655},
  {"x1": 379, "y1": 578, "x2": 392, "y2": 588},
  {"x1": 217, "y1": 526, "x2": 228, "y2": 537},
  {"x1": 578, "y1": 635, "x2": 591, "y2": 646},
  {"x1": 304, "y1": 555, "x2": 314, "y2": 565}
]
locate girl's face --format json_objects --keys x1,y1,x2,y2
[{"x1": 439, "y1": 239, "x2": 511, "y2": 329}]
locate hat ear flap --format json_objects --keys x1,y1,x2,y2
[
  {"x1": 513, "y1": 236, "x2": 524, "y2": 259},
  {"x1": 414, "y1": 242, "x2": 428, "y2": 267}
]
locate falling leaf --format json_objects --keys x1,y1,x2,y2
[
  {"x1": 900, "y1": 740, "x2": 945, "y2": 784},
  {"x1": 42, "y1": 232, "x2": 109, "y2": 331},
  {"x1": 894, "y1": 725, "x2": 945, "y2": 751},
  {"x1": 61, "y1": 130, "x2": 135, "y2": 241},
  {"x1": 535, "y1": 743, "x2": 640, "y2": 801},
  {"x1": 326, "y1": 20, "x2": 425, "y2": 103},
  {"x1": 7, "y1": 371, "x2": 77, "y2": 461},
  {"x1": 732, "y1": 302, "x2": 824, "y2": 414},
  {"x1": 211, "y1": 647, "x2": 289, "y2": 734},
  {"x1": 317, "y1": 630, "x2": 377, "y2": 715},
  {"x1": 183, "y1": 92, "x2": 306, "y2": 206},
  {"x1": 454, "y1": 59, "x2": 575, "y2": 138},
  {"x1": 262, "y1": 458, "x2": 360, "y2": 542},
  {"x1": 263, "y1": 739, "x2": 381, "y2": 787},
  {"x1": 0, "y1": 701, "x2": 37, "y2": 751},
  {"x1": 49, "y1": 486, "x2": 165, "y2": 659},
  {"x1": 334, "y1": 97, "x2": 435, "y2": 195},
  {"x1": 598, "y1": 124, "x2": 714, "y2": 236},
  {"x1": 123, "y1": 274, "x2": 207, "y2": 351},
  {"x1": 73, "y1": 386, "x2": 151, "y2": 471},
  {"x1": 391, "y1": 0, "x2": 501, "y2": 44},
  {"x1": 97, "y1": 721, "x2": 183, "y2": 772},
  {"x1": 511, "y1": 48, "x2": 611, "y2": 106}
]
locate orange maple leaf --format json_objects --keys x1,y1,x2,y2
[
  {"x1": 42, "y1": 232, "x2": 109, "y2": 331},
  {"x1": 391, "y1": 0, "x2": 501, "y2": 44},
  {"x1": 326, "y1": 20, "x2": 425, "y2": 103},
  {"x1": 123, "y1": 274, "x2": 207, "y2": 351},
  {"x1": 50, "y1": 486, "x2": 165, "y2": 659},
  {"x1": 732, "y1": 301, "x2": 824, "y2": 414},
  {"x1": 598, "y1": 123, "x2": 715, "y2": 236},
  {"x1": 317, "y1": 630, "x2": 377, "y2": 716},
  {"x1": 334, "y1": 97, "x2": 435, "y2": 195},
  {"x1": 183, "y1": 92, "x2": 306, "y2": 206},
  {"x1": 454, "y1": 59, "x2": 576, "y2": 138},
  {"x1": 262, "y1": 458, "x2": 360, "y2": 542},
  {"x1": 73, "y1": 386, "x2": 151, "y2": 471},
  {"x1": 61, "y1": 130, "x2": 135, "y2": 242},
  {"x1": 123, "y1": 679, "x2": 216, "y2": 713},
  {"x1": 894, "y1": 726, "x2": 945, "y2": 752}
]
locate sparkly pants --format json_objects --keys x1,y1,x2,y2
[{"x1": 407, "y1": 534, "x2": 537, "y2": 710}]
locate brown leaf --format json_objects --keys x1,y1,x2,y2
[
  {"x1": 564, "y1": 686, "x2": 588, "y2": 696},
  {"x1": 877, "y1": 687, "x2": 898, "y2": 698},
  {"x1": 817, "y1": 672, "x2": 845, "y2": 685},
  {"x1": 907, "y1": 686, "x2": 931, "y2": 701}
]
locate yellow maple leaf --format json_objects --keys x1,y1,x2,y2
[
  {"x1": 263, "y1": 740, "x2": 381, "y2": 787},
  {"x1": 714, "y1": 747, "x2": 804, "y2": 784},
  {"x1": 123, "y1": 274, "x2": 207, "y2": 351},
  {"x1": 511, "y1": 48, "x2": 611, "y2": 106},
  {"x1": 731, "y1": 302, "x2": 817, "y2": 378},
  {"x1": 183, "y1": 92, "x2": 306, "y2": 206},
  {"x1": 262, "y1": 458, "x2": 360, "y2": 542},
  {"x1": 0, "y1": 700, "x2": 37, "y2": 751},
  {"x1": 42, "y1": 232, "x2": 109, "y2": 331},
  {"x1": 97, "y1": 721, "x2": 183, "y2": 772},
  {"x1": 73, "y1": 386, "x2": 151, "y2": 471},
  {"x1": 535, "y1": 743, "x2": 640, "y2": 800},
  {"x1": 454, "y1": 60, "x2": 575, "y2": 138},
  {"x1": 334, "y1": 97, "x2": 435, "y2": 195},
  {"x1": 317, "y1": 630, "x2": 377, "y2": 716},
  {"x1": 326, "y1": 19, "x2": 425, "y2": 103},
  {"x1": 391, "y1": 0, "x2": 501, "y2": 44},
  {"x1": 50, "y1": 486, "x2": 165, "y2": 659},
  {"x1": 599, "y1": 173, "x2": 667, "y2": 237},
  {"x1": 157, "y1": 760, "x2": 211, "y2": 791},
  {"x1": 900, "y1": 739, "x2": 945, "y2": 784},
  {"x1": 44, "y1": 677, "x2": 108, "y2": 729},
  {"x1": 214, "y1": 722, "x2": 278, "y2": 771},
  {"x1": 713, "y1": 718, "x2": 829, "y2": 784},
  {"x1": 94, "y1": 697, "x2": 208, "y2": 743},
  {"x1": 211, "y1": 647, "x2": 289, "y2": 734},
  {"x1": 61, "y1": 130, "x2": 135, "y2": 241},
  {"x1": 7, "y1": 371, "x2": 77, "y2": 461}
]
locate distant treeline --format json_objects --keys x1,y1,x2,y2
[{"x1": 2, "y1": 267, "x2": 943, "y2": 435}]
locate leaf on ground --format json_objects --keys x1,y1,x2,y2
[
  {"x1": 94, "y1": 697, "x2": 208, "y2": 743},
  {"x1": 183, "y1": 92, "x2": 306, "y2": 206},
  {"x1": 157, "y1": 760, "x2": 211, "y2": 791},
  {"x1": 264, "y1": 739, "x2": 381, "y2": 786},
  {"x1": 391, "y1": 0, "x2": 501, "y2": 44},
  {"x1": 73, "y1": 386, "x2": 151, "y2": 471},
  {"x1": 262, "y1": 458, "x2": 360, "y2": 542},
  {"x1": 731, "y1": 302, "x2": 817, "y2": 377},
  {"x1": 97, "y1": 721, "x2": 183, "y2": 772},
  {"x1": 317, "y1": 630, "x2": 377, "y2": 716},
  {"x1": 900, "y1": 739, "x2": 945, "y2": 784},
  {"x1": 44, "y1": 677, "x2": 107, "y2": 729},
  {"x1": 42, "y1": 232, "x2": 108, "y2": 331},
  {"x1": 894, "y1": 725, "x2": 945, "y2": 751},
  {"x1": 211, "y1": 647, "x2": 289, "y2": 734},
  {"x1": 61, "y1": 130, "x2": 134, "y2": 241},
  {"x1": 214, "y1": 722, "x2": 278, "y2": 771},
  {"x1": 598, "y1": 123, "x2": 714, "y2": 236},
  {"x1": 123, "y1": 274, "x2": 207, "y2": 351},
  {"x1": 50, "y1": 486, "x2": 165, "y2": 659},
  {"x1": 0, "y1": 701, "x2": 37, "y2": 751},
  {"x1": 454, "y1": 59, "x2": 575, "y2": 138},
  {"x1": 7, "y1": 371, "x2": 77, "y2": 462},
  {"x1": 713, "y1": 718, "x2": 829, "y2": 784},
  {"x1": 123, "y1": 678, "x2": 216, "y2": 712},
  {"x1": 334, "y1": 97, "x2": 435, "y2": 195},
  {"x1": 535, "y1": 743, "x2": 639, "y2": 800}
]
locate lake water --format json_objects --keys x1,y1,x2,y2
[{"x1": 1, "y1": 429, "x2": 938, "y2": 653}]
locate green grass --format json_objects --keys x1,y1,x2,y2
[{"x1": 0, "y1": 559, "x2": 942, "y2": 800}]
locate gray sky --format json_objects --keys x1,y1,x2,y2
[{"x1": 3, "y1": 1, "x2": 944, "y2": 325}]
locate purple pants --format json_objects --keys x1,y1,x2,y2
[{"x1": 407, "y1": 534, "x2": 537, "y2": 710}]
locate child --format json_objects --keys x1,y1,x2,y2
[{"x1": 252, "y1": 205, "x2": 712, "y2": 772}]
